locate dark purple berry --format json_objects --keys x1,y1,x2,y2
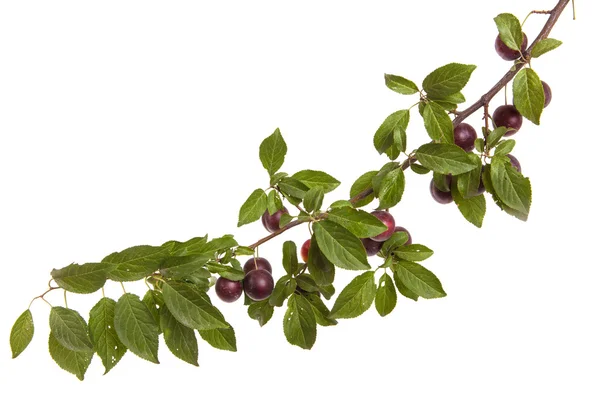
[
  {"x1": 453, "y1": 123, "x2": 477, "y2": 152},
  {"x1": 261, "y1": 207, "x2": 289, "y2": 233},
  {"x1": 243, "y1": 269, "x2": 274, "y2": 301},
  {"x1": 243, "y1": 257, "x2": 272, "y2": 274},
  {"x1": 542, "y1": 81, "x2": 552, "y2": 108},
  {"x1": 394, "y1": 226, "x2": 412, "y2": 246},
  {"x1": 215, "y1": 277, "x2": 243, "y2": 303},
  {"x1": 495, "y1": 33, "x2": 528, "y2": 61},
  {"x1": 370, "y1": 211, "x2": 396, "y2": 242},
  {"x1": 361, "y1": 238, "x2": 383, "y2": 256},
  {"x1": 492, "y1": 105, "x2": 523, "y2": 137},
  {"x1": 430, "y1": 177, "x2": 453, "y2": 204},
  {"x1": 507, "y1": 154, "x2": 522, "y2": 173}
]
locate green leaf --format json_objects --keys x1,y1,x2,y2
[
  {"x1": 410, "y1": 163, "x2": 430, "y2": 175},
  {"x1": 452, "y1": 180, "x2": 486, "y2": 228},
  {"x1": 279, "y1": 177, "x2": 309, "y2": 199},
  {"x1": 291, "y1": 170, "x2": 341, "y2": 193},
  {"x1": 160, "y1": 306, "x2": 199, "y2": 365},
  {"x1": 282, "y1": 241, "x2": 299, "y2": 276},
  {"x1": 51, "y1": 263, "x2": 111, "y2": 294},
  {"x1": 474, "y1": 138, "x2": 485, "y2": 153},
  {"x1": 296, "y1": 274, "x2": 319, "y2": 293},
  {"x1": 327, "y1": 207, "x2": 387, "y2": 238},
  {"x1": 103, "y1": 245, "x2": 169, "y2": 282},
  {"x1": 48, "y1": 332, "x2": 93, "y2": 381},
  {"x1": 384, "y1": 126, "x2": 407, "y2": 160},
  {"x1": 384, "y1": 74, "x2": 419, "y2": 95},
  {"x1": 513, "y1": 68, "x2": 544, "y2": 125},
  {"x1": 415, "y1": 143, "x2": 478, "y2": 175},
  {"x1": 487, "y1": 127, "x2": 508, "y2": 149},
  {"x1": 114, "y1": 293, "x2": 159, "y2": 363},
  {"x1": 330, "y1": 271, "x2": 376, "y2": 319},
  {"x1": 89, "y1": 298, "x2": 127, "y2": 374},
  {"x1": 350, "y1": 171, "x2": 378, "y2": 207},
  {"x1": 490, "y1": 156, "x2": 532, "y2": 216},
  {"x1": 394, "y1": 260, "x2": 446, "y2": 299},
  {"x1": 375, "y1": 273, "x2": 397, "y2": 317},
  {"x1": 266, "y1": 189, "x2": 283, "y2": 215},
  {"x1": 283, "y1": 294, "x2": 317, "y2": 350},
  {"x1": 235, "y1": 246, "x2": 255, "y2": 256},
  {"x1": 494, "y1": 13, "x2": 524, "y2": 52},
  {"x1": 49, "y1": 307, "x2": 94, "y2": 353},
  {"x1": 259, "y1": 128, "x2": 287, "y2": 175},
  {"x1": 377, "y1": 167, "x2": 406, "y2": 209},
  {"x1": 205, "y1": 261, "x2": 245, "y2": 281},
  {"x1": 269, "y1": 276, "x2": 296, "y2": 307},
  {"x1": 457, "y1": 154, "x2": 482, "y2": 198},
  {"x1": 238, "y1": 188, "x2": 268, "y2": 227},
  {"x1": 381, "y1": 231, "x2": 409, "y2": 256},
  {"x1": 433, "y1": 172, "x2": 451, "y2": 192},
  {"x1": 531, "y1": 38, "x2": 562, "y2": 58},
  {"x1": 142, "y1": 289, "x2": 164, "y2": 331},
  {"x1": 270, "y1": 171, "x2": 288, "y2": 186},
  {"x1": 392, "y1": 268, "x2": 419, "y2": 301},
  {"x1": 329, "y1": 200, "x2": 353, "y2": 209},
  {"x1": 199, "y1": 327, "x2": 237, "y2": 352},
  {"x1": 437, "y1": 91, "x2": 466, "y2": 104},
  {"x1": 248, "y1": 299, "x2": 274, "y2": 327},
  {"x1": 197, "y1": 235, "x2": 238, "y2": 255},
  {"x1": 279, "y1": 212, "x2": 295, "y2": 228},
  {"x1": 393, "y1": 244, "x2": 434, "y2": 262},
  {"x1": 162, "y1": 235, "x2": 208, "y2": 257},
  {"x1": 494, "y1": 140, "x2": 516, "y2": 156},
  {"x1": 422, "y1": 63, "x2": 477, "y2": 99},
  {"x1": 373, "y1": 110, "x2": 410, "y2": 154},
  {"x1": 307, "y1": 236, "x2": 335, "y2": 286},
  {"x1": 304, "y1": 293, "x2": 337, "y2": 326},
  {"x1": 159, "y1": 254, "x2": 212, "y2": 281},
  {"x1": 303, "y1": 186, "x2": 324, "y2": 212},
  {"x1": 162, "y1": 281, "x2": 229, "y2": 330},
  {"x1": 372, "y1": 163, "x2": 399, "y2": 197},
  {"x1": 10, "y1": 309, "x2": 34, "y2": 359},
  {"x1": 313, "y1": 221, "x2": 370, "y2": 270},
  {"x1": 423, "y1": 102, "x2": 454, "y2": 144}
]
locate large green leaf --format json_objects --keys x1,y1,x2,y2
[
  {"x1": 160, "y1": 306, "x2": 199, "y2": 365},
  {"x1": 103, "y1": 245, "x2": 169, "y2": 282},
  {"x1": 49, "y1": 307, "x2": 94, "y2": 353},
  {"x1": 375, "y1": 273, "x2": 397, "y2": 317},
  {"x1": 303, "y1": 186, "x2": 324, "y2": 212},
  {"x1": 415, "y1": 143, "x2": 478, "y2": 175},
  {"x1": 89, "y1": 297, "x2": 127, "y2": 374},
  {"x1": 330, "y1": 271, "x2": 376, "y2": 319},
  {"x1": 422, "y1": 102, "x2": 454, "y2": 144},
  {"x1": 313, "y1": 221, "x2": 370, "y2": 270},
  {"x1": 393, "y1": 269, "x2": 419, "y2": 301},
  {"x1": 199, "y1": 327, "x2": 237, "y2": 352},
  {"x1": 494, "y1": 13, "x2": 523, "y2": 52},
  {"x1": 327, "y1": 207, "x2": 387, "y2": 238},
  {"x1": 304, "y1": 293, "x2": 337, "y2": 327},
  {"x1": 513, "y1": 68, "x2": 544, "y2": 125},
  {"x1": 422, "y1": 63, "x2": 476, "y2": 99},
  {"x1": 373, "y1": 110, "x2": 410, "y2": 154},
  {"x1": 51, "y1": 263, "x2": 111, "y2": 294},
  {"x1": 384, "y1": 74, "x2": 419, "y2": 95},
  {"x1": 307, "y1": 236, "x2": 335, "y2": 286},
  {"x1": 291, "y1": 170, "x2": 340, "y2": 193},
  {"x1": 282, "y1": 241, "x2": 298, "y2": 276},
  {"x1": 10, "y1": 309, "x2": 34, "y2": 359},
  {"x1": 377, "y1": 167, "x2": 406, "y2": 209},
  {"x1": 159, "y1": 254, "x2": 212, "y2": 282},
  {"x1": 457, "y1": 155, "x2": 483, "y2": 198},
  {"x1": 394, "y1": 260, "x2": 446, "y2": 299},
  {"x1": 114, "y1": 293, "x2": 160, "y2": 363},
  {"x1": 451, "y1": 181, "x2": 486, "y2": 228},
  {"x1": 48, "y1": 332, "x2": 93, "y2": 381},
  {"x1": 238, "y1": 188, "x2": 268, "y2": 227},
  {"x1": 283, "y1": 294, "x2": 317, "y2": 350},
  {"x1": 490, "y1": 157, "x2": 531, "y2": 216},
  {"x1": 162, "y1": 281, "x2": 229, "y2": 330},
  {"x1": 259, "y1": 128, "x2": 287, "y2": 175}
]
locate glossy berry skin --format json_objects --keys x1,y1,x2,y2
[
  {"x1": 430, "y1": 177, "x2": 453, "y2": 204},
  {"x1": 507, "y1": 154, "x2": 522, "y2": 173},
  {"x1": 361, "y1": 238, "x2": 383, "y2": 257},
  {"x1": 300, "y1": 239, "x2": 311, "y2": 263},
  {"x1": 542, "y1": 81, "x2": 552, "y2": 108},
  {"x1": 243, "y1": 269, "x2": 274, "y2": 301},
  {"x1": 261, "y1": 207, "x2": 289, "y2": 233},
  {"x1": 243, "y1": 257, "x2": 272, "y2": 274},
  {"x1": 492, "y1": 105, "x2": 523, "y2": 137},
  {"x1": 394, "y1": 226, "x2": 412, "y2": 246},
  {"x1": 370, "y1": 211, "x2": 396, "y2": 242},
  {"x1": 495, "y1": 33, "x2": 528, "y2": 61},
  {"x1": 215, "y1": 277, "x2": 243, "y2": 303},
  {"x1": 453, "y1": 123, "x2": 477, "y2": 152}
]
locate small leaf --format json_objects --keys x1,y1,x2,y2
[
  {"x1": 423, "y1": 102, "x2": 454, "y2": 144},
  {"x1": 89, "y1": 298, "x2": 127, "y2": 374},
  {"x1": 410, "y1": 163, "x2": 430, "y2": 175},
  {"x1": 199, "y1": 327, "x2": 237, "y2": 352},
  {"x1": 487, "y1": 127, "x2": 508, "y2": 149},
  {"x1": 304, "y1": 293, "x2": 337, "y2": 327},
  {"x1": 270, "y1": 171, "x2": 289, "y2": 186},
  {"x1": 494, "y1": 13, "x2": 524, "y2": 52},
  {"x1": 296, "y1": 274, "x2": 319, "y2": 293},
  {"x1": 307, "y1": 236, "x2": 335, "y2": 286},
  {"x1": 394, "y1": 260, "x2": 446, "y2": 299},
  {"x1": 283, "y1": 294, "x2": 317, "y2": 350},
  {"x1": 10, "y1": 310, "x2": 34, "y2": 359},
  {"x1": 159, "y1": 254, "x2": 212, "y2": 281},
  {"x1": 393, "y1": 244, "x2": 434, "y2": 262},
  {"x1": 266, "y1": 189, "x2": 283, "y2": 215},
  {"x1": 490, "y1": 156, "x2": 532, "y2": 216},
  {"x1": 259, "y1": 128, "x2": 287, "y2": 175},
  {"x1": 160, "y1": 306, "x2": 200, "y2": 364},
  {"x1": 381, "y1": 231, "x2": 409, "y2": 256},
  {"x1": 513, "y1": 68, "x2": 544, "y2": 125},
  {"x1": 291, "y1": 170, "x2": 341, "y2": 193},
  {"x1": 350, "y1": 171, "x2": 378, "y2": 207},
  {"x1": 303, "y1": 186, "x2": 324, "y2": 213},
  {"x1": 375, "y1": 273, "x2": 397, "y2": 317},
  {"x1": 162, "y1": 281, "x2": 229, "y2": 330},
  {"x1": 457, "y1": 154, "x2": 483, "y2": 198},
  {"x1": 48, "y1": 332, "x2": 93, "y2": 381},
  {"x1": 269, "y1": 276, "x2": 297, "y2": 307},
  {"x1": 51, "y1": 263, "x2": 111, "y2": 294},
  {"x1": 377, "y1": 167, "x2": 406, "y2": 209},
  {"x1": 279, "y1": 177, "x2": 309, "y2": 199},
  {"x1": 282, "y1": 241, "x2": 298, "y2": 276},
  {"x1": 495, "y1": 140, "x2": 516, "y2": 156},
  {"x1": 248, "y1": 299, "x2": 274, "y2": 327},
  {"x1": 384, "y1": 74, "x2": 419, "y2": 95},
  {"x1": 373, "y1": 110, "x2": 410, "y2": 154},
  {"x1": 49, "y1": 307, "x2": 94, "y2": 353},
  {"x1": 235, "y1": 246, "x2": 255, "y2": 256},
  {"x1": 474, "y1": 138, "x2": 485, "y2": 153},
  {"x1": 422, "y1": 63, "x2": 477, "y2": 99},
  {"x1": 114, "y1": 293, "x2": 160, "y2": 363},
  {"x1": 205, "y1": 262, "x2": 245, "y2": 281},
  {"x1": 392, "y1": 268, "x2": 419, "y2": 301},
  {"x1": 329, "y1": 200, "x2": 353, "y2": 209},
  {"x1": 531, "y1": 38, "x2": 562, "y2": 58},
  {"x1": 433, "y1": 172, "x2": 451, "y2": 192},
  {"x1": 102, "y1": 245, "x2": 169, "y2": 282},
  {"x1": 313, "y1": 221, "x2": 370, "y2": 270},
  {"x1": 452, "y1": 181, "x2": 486, "y2": 228},
  {"x1": 330, "y1": 271, "x2": 376, "y2": 319},
  {"x1": 415, "y1": 143, "x2": 478, "y2": 175},
  {"x1": 327, "y1": 207, "x2": 387, "y2": 238},
  {"x1": 372, "y1": 162, "x2": 400, "y2": 196},
  {"x1": 238, "y1": 189, "x2": 268, "y2": 227}
]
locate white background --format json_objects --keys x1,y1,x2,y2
[{"x1": 1, "y1": 1, "x2": 598, "y2": 417}]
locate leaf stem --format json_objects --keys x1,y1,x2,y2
[
  {"x1": 63, "y1": 290, "x2": 68, "y2": 309},
  {"x1": 28, "y1": 286, "x2": 59, "y2": 309}
]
